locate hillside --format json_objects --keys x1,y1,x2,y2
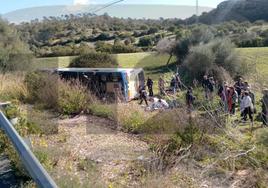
[
  {"x1": 188, "y1": 0, "x2": 268, "y2": 24},
  {"x1": 3, "y1": 4, "x2": 212, "y2": 23},
  {"x1": 36, "y1": 48, "x2": 268, "y2": 87}
]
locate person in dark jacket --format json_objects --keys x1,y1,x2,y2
[
  {"x1": 202, "y1": 75, "x2": 210, "y2": 99},
  {"x1": 139, "y1": 86, "x2": 148, "y2": 106},
  {"x1": 186, "y1": 87, "x2": 195, "y2": 111},
  {"x1": 146, "y1": 77, "x2": 154, "y2": 97},
  {"x1": 234, "y1": 77, "x2": 244, "y2": 98}
]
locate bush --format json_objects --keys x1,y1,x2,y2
[
  {"x1": 69, "y1": 52, "x2": 118, "y2": 68},
  {"x1": 138, "y1": 36, "x2": 154, "y2": 47},
  {"x1": 58, "y1": 80, "x2": 94, "y2": 115},
  {"x1": 25, "y1": 72, "x2": 95, "y2": 115},
  {"x1": 112, "y1": 43, "x2": 141, "y2": 53},
  {"x1": 147, "y1": 27, "x2": 159, "y2": 35},
  {"x1": 88, "y1": 104, "x2": 114, "y2": 119},
  {"x1": 24, "y1": 72, "x2": 59, "y2": 107},
  {"x1": 95, "y1": 41, "x2": 113, "y2": 53},
  {"x1": 182, "y1": 38, "x2": 244, "y2": 82}
]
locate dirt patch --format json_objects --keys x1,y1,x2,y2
[{"x1": 32, "y1": 115, "x2": 154, "y2": 186}]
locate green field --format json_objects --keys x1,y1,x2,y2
[{"x1": 237, "y1": 47, "x2": 268, "y2": 87}]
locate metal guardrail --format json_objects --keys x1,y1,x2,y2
[{"x1": 0, "y1": 111, "x2": 58, "y2": 188}]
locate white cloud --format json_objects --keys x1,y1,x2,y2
[{"x1": 73, "y1": 0, "x2": 90, "y2": 5}]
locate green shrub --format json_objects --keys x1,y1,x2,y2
[
  {"x1": 58, "y1": 80, "x2": 94, "y2": 115},
  {"x1": 88, "y1": 104, "x2": 114, "y2": 119},
  {"x1": 69, "y1": 52, "x2": 118, "y2": 68},
  {"x1": 4, "y1": 104, "x2": 20, "y2": 119},
  {"x1": 24, "y1": 72, "x2": 59, "y2": 107}
]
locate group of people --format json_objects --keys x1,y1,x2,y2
[
  {"x1": 217, "y1": 78, "x2": 255, "y2": 123},
  {"x1": 138, "y1": 84, "x2": 169, "y2": 111},
  {"x1": 139, "y1": 73, "x2": 268, "y2": 126},
  {"x1": 158, "y1": 74, "x2": 182, "y2": 96}
]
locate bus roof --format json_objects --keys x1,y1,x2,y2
[{"x1": 55, "y1": 68, "x2": 143, "y2": 73}]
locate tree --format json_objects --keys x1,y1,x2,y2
[
  {"x1": 0, "y1": 18, "x2": 33, "y2": 72},
  {"x1": 182, "y1": 38, "x2": 244, "y2": 82},
  {"x1": 184, "y1": 45, "x2": 215, "y2": 79},
  {"x1": 156, "y1": 39, "x2": 176, "y2": 65},
  {"x1": 138, "y1": 36, "x2": 153, "y2": 47}
]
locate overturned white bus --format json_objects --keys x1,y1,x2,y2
[{"x1": 55, "y1": 68, "x2": 145, "y2": 101}]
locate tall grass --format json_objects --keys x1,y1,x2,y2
[
  {"x1": 25, "y1": 72, "x2": 96, "y2": 115},
  {"x1": 0, "y1": 73, "x2": 28, "y2": 101}
]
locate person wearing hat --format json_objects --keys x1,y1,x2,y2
[{"x1": 261, "y1": 89, "x2": 268, "y2": 126}]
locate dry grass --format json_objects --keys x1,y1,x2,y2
[{"x1": 0, "y1": 73, "x2": 28, "y2": 101}]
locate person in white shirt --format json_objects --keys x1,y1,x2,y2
[
  {"x1": 241, "y1": 91, "x2": 253, "y2": 122},
  {"x1": 148, "y1": 98, "x2": 169, "y2": 110},
  {"x1": 156, "y1": 99, "x2": 169, "y2": 109}
]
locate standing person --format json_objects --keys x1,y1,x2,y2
[
  {"x1": 202, "y1": 75, "x2": 210, "y2": 99},
  {"x1": 241, "y1": 91, "x2": 254, "y2": 123},
  {"x1": 234, "y1": 77, "x2": 244, "y2": 98},
  {"x1": 158, "y1": 76, "x2": 165, "y2": 96},
  {"x1": 229, "y1": 87, "x2": 238, "y2": 115},
  {"x1": 170, "y1": 76, "x2": 176, "y2": 95},
  {"x1": 240, "y1": 90, "x2": 245, "y2": 118},
  {"x1": 227, "y1": 88, "x2": 232, "y2": 113},
  {"x1": 218, "y1": 82, "x2": 228, "y2": 112},
  {"x1": 208, "y1": 77, "x2": 215, "y2": 100},
  {"x1": 186, "y1": 87, "x2": 195, "y2": 112},
  {"x1": 139, "y1": 86, "x2": 148, "y2": 106},
  {"x1": 248, "y1": 88, "x2": 255, "y2": 104},
  {"x1": 261, "y1": 89, "x2": 268, "y2": 126},
  {"x1": 146, "y1": 77, "x2": 154, "y2": 97}
]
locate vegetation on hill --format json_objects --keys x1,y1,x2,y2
[
  {"x1": 13, "y1": 12, "x2": 268, "y2": 59},
  {"x1": 187, "y1": 0, "x2": 268, "y2": 24}
]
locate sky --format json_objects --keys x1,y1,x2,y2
[{"x1": 0, "y1": 0, "x2": 225, "y2": 14}]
